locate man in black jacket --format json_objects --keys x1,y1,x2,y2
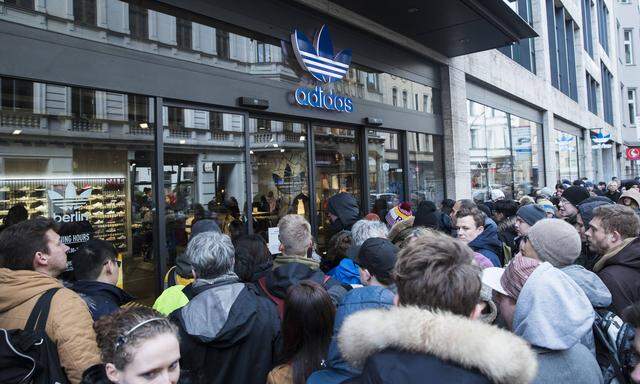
[
  {"x1": 338, "y1": 230, "x2": 537, "y2": 384},
  {"x1": 71, "y1": 239, "x2": 134, "y2": 321},
  {"x1": 170, "y1": 231, "x2": 281, "y2": 384}
]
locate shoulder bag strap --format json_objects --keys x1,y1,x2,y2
[{"x1": 24, "y1": 288, "x2": 60, "y2": 332}]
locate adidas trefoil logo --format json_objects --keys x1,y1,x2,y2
[
  {"x1": 47, "y1": 183, "x2": 92, "y2": 222},
  {"x1": 292, "y1": 25, "x2": 352, "y2": 84}
]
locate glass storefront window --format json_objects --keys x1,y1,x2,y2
[
  {"x1": 554, "y1": 130, "x2": 579, "y2": 181},
  {"x1": 468, "y1": 100, "x2": 541, "y2": 199},
  {"x1": 161, "y1": 106, "x2": 246, "y2": 268},
  {"x1": 368, "y1": 130, "x2": 402, "y2": 214},
  {"x1": 314, "y1": 124, "x2": 360, "y2": 254},
  {"x1": 249, "y1": 117, "x2": 309, "y2": 241},
  {"x1": 408, "y1": 132, "x2": 444, "y2": 207},
  {"x1": 510, "y1": 115, "x2": 540, "y2": 198},
  {"x1": 0, "y1": 76, "x2": 157, "y2": 302}
]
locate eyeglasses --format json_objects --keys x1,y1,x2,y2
[{"x1": 104, "y1": 259, "x2": 122, "y2": 267}]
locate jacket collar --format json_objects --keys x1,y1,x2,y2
[
  {"x1": 338, "y1": 306, "x2": 537, "y2": 384},
  {"x1": 593, "y1": 237, "x2": 636, "y2": 272},
  {"x1": 72, "y1": 280, "x2": 134, "y2": 305},
  {"x1": 274, "y1": 254, "x2": 319, "y2": 269}
]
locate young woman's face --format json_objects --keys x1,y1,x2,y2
[{"x1": 107, "y1": 333, "x2": 181, "y2": 384}]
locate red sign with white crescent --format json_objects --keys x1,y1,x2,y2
[{"x1": 627, "y1": 147, "x2": 640, "y2": 160}]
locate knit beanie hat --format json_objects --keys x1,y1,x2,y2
[
  {"x1": 385, "y1": 202, "x2": 412, "y2": 227},
  {"x1": 516, "y1": 204, "x2": 547, "y2": 226},
  {"x1": 561, "y1": 186, "x2": 590, "y2": 207},
  {"x1": 500, "y1": 256, "x2": 540, "y2": 299},
  {"x1": 527, "y1": 218, "x2": 581, "y2": 267}
]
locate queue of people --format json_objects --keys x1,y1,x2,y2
[{"x1": 1, "y1": 180, "x2": 640, "y2": 384}]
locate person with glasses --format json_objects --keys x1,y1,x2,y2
[
  {"x1": 558, "y1": 185, "x2": 590, "y2": 218},
  {"x1": 71, "y1": 239, "x2": 134, "y2": 321}
]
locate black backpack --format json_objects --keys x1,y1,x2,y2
[
  {"x1": 0, "y1": 288, "x2": 70, "y2": 384},
  {"x1": 593, "y1": 309, "x2": 638, "y2": 384}
]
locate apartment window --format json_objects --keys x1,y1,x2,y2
[
  {"x1": 1, "y1": 78, "x2": 33, "y2": 111},
  {"x1": 586, "y1": 74, "x2": 599, "y2": 115},
  {"x1": 414, "y1": 94, "x2": 419, "y2": 111},
  {"x1": 166, "y1": 107, "x2": 183, "y2": 128},
  {"x1": 176, "y1": 18, "x2": 192, "y2": 50},
  {"x1": 128, "y1": 94, "x2": 149, "y2": 123},
  {"x1": 129, "y1": 3, "x2": 148, "y2": 40},
  {"x1": 423, "y1": 94, "x2": 429, "y2": 112},
  {"x1": 4, "y1": 0, "x2": 34, "y2": 10},
  {"x1": 601, "y1": 62, "x2": 614, "y2": 124},
  {"x1": 547, "y1": 1, "x2": 578, "y2": 101},
  {"x1": 498, "y1": 0, "x2": 536, "y2": 73},
  {"x1": 256, "y1": 43, "x2": 271, "y2": 63},
  {"x1": 366, "y1": 73, "x2": 379, "y2": 92},
  {"x1": 402, "y1": 90, "x2": 408, "y2": 108},
  {"x1": 74, "y1": 0, "x2": 97, "y2": 26},
  {"x1": 392, "y1": 88, "x2": 398, "y2": 106},
  {"x1": 582, "y1": 0, "x2": 594, "y2": 57},
  {"x1": 71, "y1": 88, "x2": 96, "y2": 119},
  {"x1": 216, "y1": 30, "x2": 230, "y2": 59},
  {"x1": 624, "y1": 29, "x2": 635, "y2": 64},
  {"x1": 629, "y1": 89, "x2": 637, "y2": 125},
  {"x1": 598, "y1": 0, "x2": 609, "y2": 53}
]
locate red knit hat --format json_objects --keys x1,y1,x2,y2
[{"x1": 500, "y1": 256, "x2": 540, "y2": 299}]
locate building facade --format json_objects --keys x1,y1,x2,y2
[
  {"x1": 0, "y1": 0, "x2": 624, "y2": 298},
  {"x1": 615, "y1": 0, "x2": 640, "y2": 177}
]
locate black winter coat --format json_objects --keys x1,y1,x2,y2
[{"x1": 71, "y1": 280, "x2": 134, "y2": 321}]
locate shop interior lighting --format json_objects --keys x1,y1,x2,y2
[
  {"x1": 139, "y1": 122, "x2": 148, "y2": 129},
  {"x1": 249, "y1": 150, "x2": 254, "y2": 155},
  {"x1": 179, "y1": 139, "x2": 186, "y2": 144},
  {"x1": 299, "y1": 135, "x2": 306, "y2": 142},
  {"x1": 280, "y1": 149, "x2": 285, "y2": 153},
  {"x1": 12, "y1": 130, "x2": 22, "y2": 135},
  {"x1": 273, "y1": 143, "x2": 279, "y2": 148}
]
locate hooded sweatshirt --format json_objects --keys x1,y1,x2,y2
[
  {"x1": 170, "y1": 272, "x2": 281, "y2": 384},
  {"x1": 327, "y1": 193, "x2": 360, "y2": 232},
  {"x1": 307, "y1": 286, "x2": 395, "y2": 384},
  {"x1": 513, "y1": 262, "x2": 603, "y2": 384},
  {"x1": 468, "y1": 218, "x2": 503, "y2": 267},
  {"x1": 0, "y1": 268, "x2": 101, "y2": 384}
]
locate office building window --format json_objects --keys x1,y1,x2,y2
[
  {"x1": 129, "y1": 3, "x2": 148, "y2": 40},
  {"x1": 176, "y1": 18, "x2": 192, "y2": 50},
  {"x1": 128, "y1": 94, "x2": 149, "y2": 123},
  {"x1": 216, "y1": 30, "x2": 230, "y2": 59},
  {"x1": 586, "y1": 74, "x2": 599, "y2": 115},
  {"x1": 402, "y1": 91, "x2": 408, "y2": 108},
  {"x1": 4, "y1": 0, "x2": 34, "y2": 10},
  {"x1": 1, "y1": 78, "x2": 33, "y2": 112},
  {"x1": 256, "y1": 43, "x2": 271, "y2": 63},
  {"x1": 583, "y1": 0, "x2": 594, "y2": 57},
  {"x1": 547, "y1": 1, "x2": 578, "y2": 101},
  {"x1": 423, "y1": 94, "x2": 429, "y2": 112},
  {"x1": 601, "y1": 62, "x2": 614, "y2": 125},
  {"x1": 598, "y1": 0, "x2": 609, "y2": 54},
  {"x1": 366, "y1": 73, "x2": 379, "y2": 92},
  {"x1": 498, "y1": 0, "x2": 536, "y2": 73},
  {"x1": 629, "y1": 89, "x2": 637, "y2": 125},
  {"x1": 624, "y1": 29, "x2": 635, "y2": 64},
  {"x1": 71, "y1": 88, "x2": 96, "y2": 120},
  {"x1": 73, "y1": 0, "x2": 97, "y2": 26},
  {"x1": 414, "y1": 94, "x2": 419, "y2": 111},
  {"x1": 392, "y1": 88, "x2": 398, "y2": 107}
]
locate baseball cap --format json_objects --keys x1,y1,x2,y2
[{"x1": 354, "y1": 237, "x2": 398, "y2": 281}]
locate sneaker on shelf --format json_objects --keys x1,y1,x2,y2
[
  {"x1": 19, "y1": 186, "x2": 30, "y2": 191},
  {"x1": 0, "y1": 186, "x2": 10, "y2": 192},
  {"x1": 34, "y1": 185, "x2": 45, "y2": 191},
  {"x1": 116, "y1": 201, "x2": 125, "y2": 207},
  {"x1": 106, "y1": 236, "x2": 116, "y2": 241},
  {"x1": 117, "y1": 235, "x2": 126, "y2": 240},
  {"x1": 93, "y1": 219, "x2": 104, "y2": 224},
  {"x1": 34, "y1": 205, "x2": 47, "y2": 213},
  {"x1": 91, "y1": 202, "x2": 103, "y2": 209},
  {"x1": 117, "y1": 243, "x2": 126, "y2": 249},
  {"x1": 106, "y1": 210, "x2": 116, "y2": 215}
]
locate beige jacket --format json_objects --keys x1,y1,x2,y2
[
  {"x1": 267, "y1": 364, "x2": 293, "y2": 384},
  {"x1": 0, "y1": 268, "x2": 101, "y2": 383}
]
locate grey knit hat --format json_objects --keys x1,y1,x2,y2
[
  {"x1": 516, "y1": 204, "x2": 547, "y2": 226},
  {"x1": 527, "y1": 218, "x2": 581, "y2": 267}
]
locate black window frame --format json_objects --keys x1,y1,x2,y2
[
  {"x1": 1, "y1": 78, "x2": 34, "y2": 112},
  {"x1": 73, "y1": 0, "x2": 97, "y2": 27},
  {"x1": 4, "y1": 0, "x2": 35, "y2": 10},
  {"x1": 129, "y1": 3, "x2": 148, "y2": 40},
  {"x1": 176, "y1": 18, "x2": 192, "y2": 50},
  {"x1": 71, "y1": 87, "x2": 96, "y2": 120},
  {"x1": 216, "y1": 29, "x2": 230, "y2": 60}
]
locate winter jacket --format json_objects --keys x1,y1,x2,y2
[
  {"x1": 513, "y1": 262, "x2": 603, "y2": 384},
  {"x1": 308, "y1": 286, "x2": 395, "y2": 384},
  {"x1": 256, "y1": 261, "x2": 349, "y2": 315},
  {"x1": 267, "y1": 364, "x2": 292, "y2": 384},
  {"x1": 497, "y1": 216, "x2": 518, "y2": 260},
  {"x1": 71, "y1": 280, "x2": 134, "y2": 321},
  {"x1": 594, "y1": 236, "x2": 640, "y2": 317},
  {"x1": 0, "y1": 268, "x2": 101, "y2": 384},
  {"x1": 338, "y1": 306, "x2": 537, "y2": 384},
  {"x1": 327, "y1": 193, "x2": 360, "y2": 232},
  {"x1": 170, "y1": 273, "x2": 282, "y2": 384},
  {"x1": 153, "y1": 284, "x2": 190, "y2": 316},
  {"x1": 327, "y1": 258, "x2": 361, "y2": 285},
  {"x1": 604, "y1": 190, "x2": 621, "y2": 202},
  {"x1": 468, "y1": 219, "x2": 502, "y2": 267},
  {"x1": 272, "y1": 254, "x2": 320, "y2": 270}
]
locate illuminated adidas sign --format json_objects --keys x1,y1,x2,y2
[{"x1": 47, "y1": 183, "x2": 91, "y2": 222}]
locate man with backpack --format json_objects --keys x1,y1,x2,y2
[{"x1": 0, "y1": 217, "x2": 101, "y2": 383}]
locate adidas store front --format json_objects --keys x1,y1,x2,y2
[{"x1": 0, "y1": 0, "x2": 451, "y2": 301}]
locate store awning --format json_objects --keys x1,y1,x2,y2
[{"x1": 328, "y1": 0, "x2": 538, "y2": 57}]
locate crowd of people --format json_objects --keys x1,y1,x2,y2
[{"x1": 1, "y1": 179, "x2": 640, "y2": 384}]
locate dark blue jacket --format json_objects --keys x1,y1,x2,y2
[
  {"x1": 307, "y1": 286, "x2": 395, "y2": 384},
  {"x1": 468, "y1": 219, "x2": 502, "y2": 267},
  {"x1": 71, "y1": 280, "x2": 134, "y2": 321}
]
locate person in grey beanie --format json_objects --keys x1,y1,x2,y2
[{"x1": 523, "y1": 218, "x2": 611, "y2": 335}]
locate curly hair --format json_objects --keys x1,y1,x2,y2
[{"x1": 94, "y1": 307, "x2": 178, "y2": 370}]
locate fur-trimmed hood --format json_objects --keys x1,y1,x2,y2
[{"x1": 338, "y1": 306, "x2": 537, "y2": 384}]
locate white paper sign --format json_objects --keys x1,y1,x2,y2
[{"x1": 268, "y1": 227, "x2": 281, "y2": 255}]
